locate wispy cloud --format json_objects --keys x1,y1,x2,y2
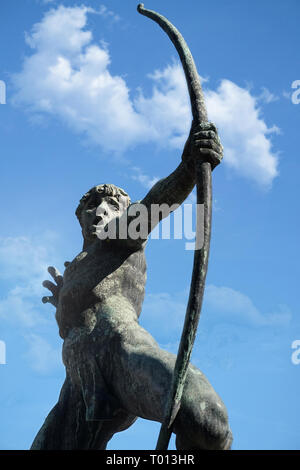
[
  {"x1": 0, "y1": 235, "x2": 51, "y2": 282},
  {"x1": 282, "y1": 90, "x2": 291, "y2": 100},
  {"x1": 141, "y1": 284, "x2": 291, "y2": 343},
  {"x1": 131, "y1": 166, "x2": 160, "y2": 189},
  {"x1": 98, "y1": 4, "x2": 120, "y2": 23},
  {"x1": 258, "y1": 87, "x2": 279, "y2": 104},
  {"x1": 0, "y1": 233, "x2": 62, "y2": 372},
  {"x1": 0, "y1": 233, "x2": 59, "y2": 327},
  {"x1": 24, "y1": 333, "x2": 61, "y2": 373},
  {"x1": 13, "y1": 5, "x2": 279, "y2": 189},
  {"x1": 139, "y1": 285, "x2": 292, "y2": 373},
  {"x1": 140, "y1": 291, "x2": 187, "y2": 343},
  {"x1": 205, "y1": 284, "x2": 291, "y2": 327}
]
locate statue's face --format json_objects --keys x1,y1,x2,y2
[{"x1": 80, "y1": 189, "x2": 128, "y2": 242}]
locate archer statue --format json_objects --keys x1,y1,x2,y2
[{"x1": 31, "y1": 5, "x2": 233, "y2": 450}]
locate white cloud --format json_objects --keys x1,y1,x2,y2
[
  {"x1": 0, "y1": 292, "x2": 42, "y2": 328},
  {"x1": 258, "y1": 87, "x2": 279, "y2": 104},
  {"x1": 0, "y1": 236, "x2": 50, "y2": 281},
  {"x1": 134, "y1": 63, "x2": 191, "y2": 149},
  {"x1": 0, "y1": 234, "x2": 63, "y2": 373},
  {"x1": 98, "y1": 4, "x2": 120, "y2": 23},
  {"x1": 0, "y1": 233, "x2": 58, "y2": 327},
  {"x1": 138, "y1": 285, "x2": 294, "y2": 377},
  {"x1": 140, "y1": 291, "x2": 187, "y2": 342},
  {"x1": 13, "y1": 5, "x2": 279, "y2": 188},
  {"x1": 140, "y1": 285, "x2": 291, "y2": 343},
  {"x1": 205, "y1": 284, "x2": 291, "y2": 327},
  {"x1": 138, "y1": 285, "x2": 292, "y2": 373},
  {"x1": 13, "y1": 5, "x2": 149, "y2": 154},
  {"x1": 24, "y1": 333, "x2": 61, "y2": 373},
  {"x1": 131, "y1": 166, "x2": 160, "y2": 189},
  {"x1": 205, "y1": 80, "x2": 279, "y2": 188},
  {"x1": 136, "y1": 75, "x2": 280, "y2": 188},
  {"x1": 282, "y1": 90, "x2": 291, "y2": 100}
]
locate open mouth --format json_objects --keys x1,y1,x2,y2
[{"x1": 89, "y1": 214, "x2": 109, "y2": 237}]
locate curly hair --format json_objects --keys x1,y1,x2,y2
[{"x1": 75, "y1": 184, "x2": 131, "y2": 225}]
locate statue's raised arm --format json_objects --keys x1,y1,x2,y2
[{"x1": 139, "y1": 120, "x2": 223, "y2": 235}]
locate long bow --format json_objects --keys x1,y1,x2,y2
[{"x1": 137, "y1": 4, "x2": 213, "y2": 450}]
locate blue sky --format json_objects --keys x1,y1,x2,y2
[{"x1": 0, "y1": 0, "x2": 300, "y2": 450}]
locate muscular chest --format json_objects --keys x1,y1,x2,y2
[{"x1": 58, "y1": 241, "x2": 147, "y2": 315}]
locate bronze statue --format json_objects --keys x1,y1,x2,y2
[{"x1": 31, "y1": 5, "x2": 232, "y2": 450}]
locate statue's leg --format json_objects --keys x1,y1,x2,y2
[
  {"x1": 173, "y1": 362, "x2": 233, "y2": 450},
  {"x1": 31, "y1": 373, "x2": 137, "y2": 450},
  {"x1": 31, "y1": 334, "x2": 138, "y2": 450},
  {"x1": 31, "y1": 376, "x2": 82, "y2": 449},
  {"x1": 106, "y1": 321, "x2": 232, "y2": 450}
]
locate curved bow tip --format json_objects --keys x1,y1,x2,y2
[{"x1": 137, "y1": 3, "x2": 145, "y2": 13}]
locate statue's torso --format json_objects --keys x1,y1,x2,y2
[{"x1": 56, "y1": 240, "x2": 147, "y2": 338}]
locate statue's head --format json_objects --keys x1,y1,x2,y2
[{"x1": 75, "y1": 184, "x2": 131, "y2": 244}]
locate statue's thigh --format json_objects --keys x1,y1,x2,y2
[
  {"x1": 115, "y1": 334, "x2": 231, "y2": 449},
  {"x1": 109, "y1": 323, "x2": 224, "y2": 427}
]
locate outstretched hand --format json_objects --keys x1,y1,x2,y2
[
  {"x1": 182, "y1": 121, "x2": 223, "y2": 170},
  {"x1": 42, "y1": 266, "x2": 63, "y2": 308}
]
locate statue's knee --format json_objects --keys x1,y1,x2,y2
[
  {"x1": 175, "y1": 397, "x2": 233, "y2": 450},
  {"x1": 205, "y1": 400, "x2": 233, "y2": 449}
]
